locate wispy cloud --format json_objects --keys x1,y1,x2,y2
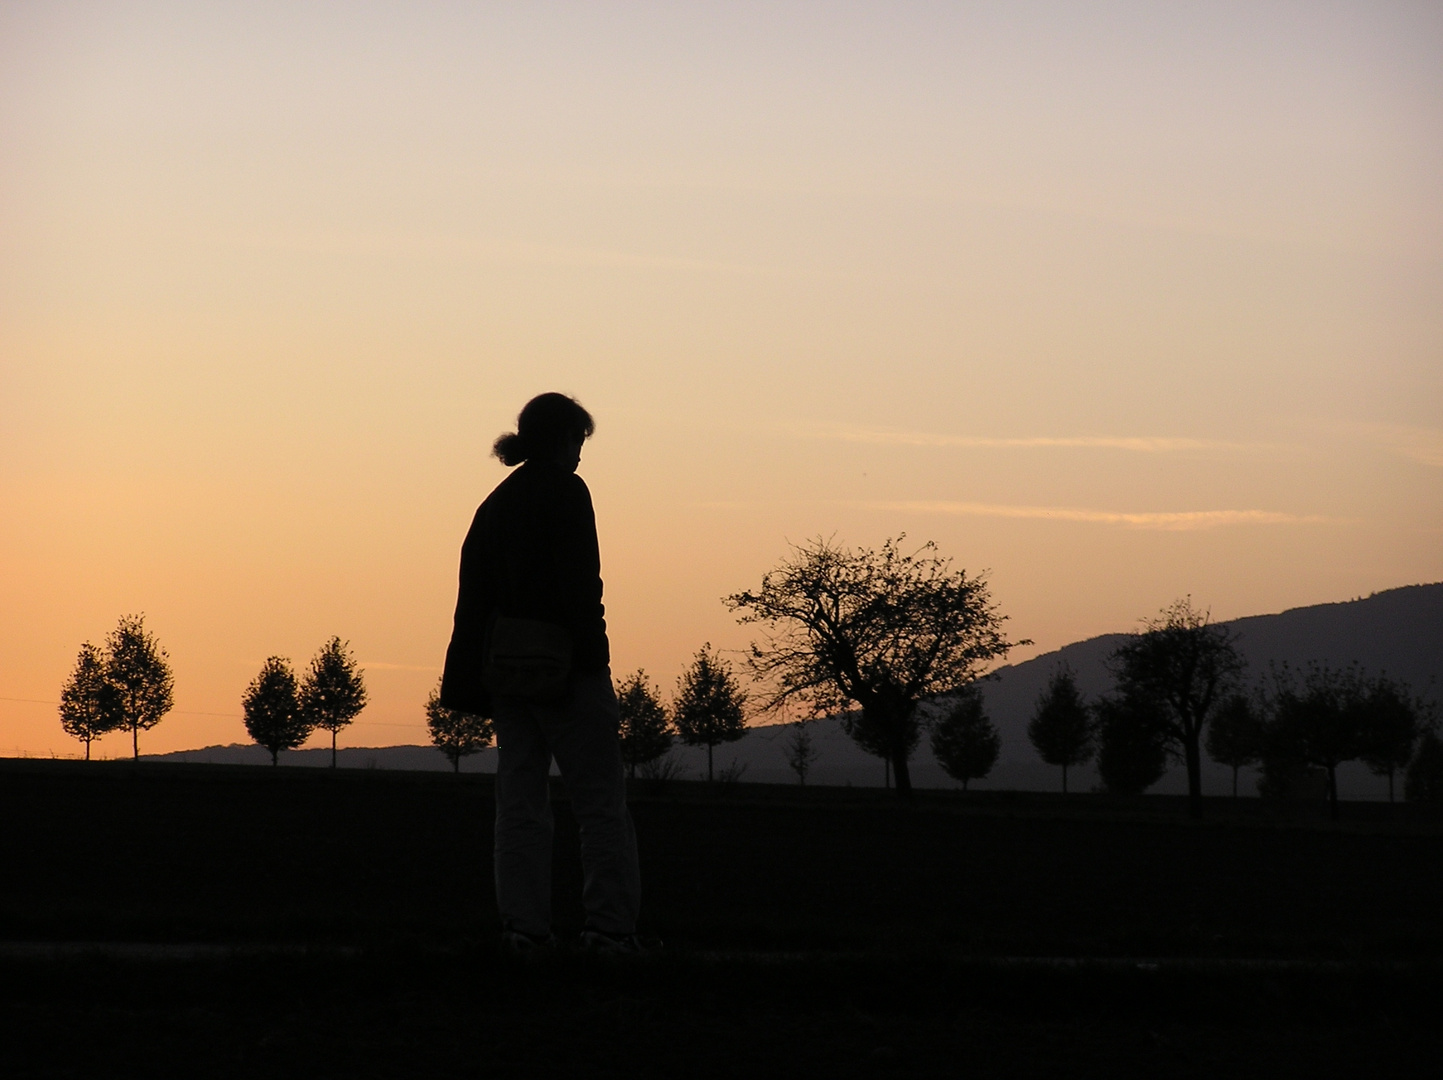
[
  {"x1": 1366, "y1": 424, "x2": 1443, "y2": 469},
  {"x1": 801, "y1": 426, "x2": 1253, "y2": 454},
  {"x1": 862, "y1": 501, "x2": 1328, "y2": 531}
]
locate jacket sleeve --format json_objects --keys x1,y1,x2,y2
[{"x1": 439, "y1": 505, "x2": 494, "y2": 717}]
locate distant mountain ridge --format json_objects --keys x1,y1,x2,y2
[{"x1": 147, "y1": 584, "x2": 1442, "y2": 799}]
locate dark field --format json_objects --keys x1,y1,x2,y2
[{"x1": 3, "y1": 759, "x2": 1441, "y2": 1076}]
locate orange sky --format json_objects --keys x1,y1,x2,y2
[{"x1": 3, "y1": 2, "x2": 1440, "y2": 757}]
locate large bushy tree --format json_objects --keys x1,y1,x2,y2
[
  {"x1": 1263, "y1": 663, "x2": 1367, "y2": 821},
  {"x1": 104, "y1": 614, "x2": 175, "y2": 759},
  {"x1": 425, "y1": 679, "x2": 493, "y2": 772},
  {"x1": 930, "y1": 688, "x2": 1000, "y2": 792},
  {"x1": 1027, "y1": 667, "x2": 1093, "y2": 794},
  {"x1": 672, "y1": 644, "x2": 747, "y2": 782},
  {"x1": 616, "y1": 669, "x2": 673, "y2": 779},
  {"x1": 1094, "y1": 689, "x2": 1169, "y2": 795},
  {"x1": 243, "y1": 657, "x2": 310, "y2": 766},
  {"x1": 726, "y1": 536, "x2": 1022, "y2": 797},
  {"x1": 299, "y1": 637, "x2": 368, "y2": 768},
  {"x1": 58, "y1": 641, "x2": 114, "y2": 760},
  {"x1": 1109, "y1": 598, "x2": 1243, "y2": 818}
]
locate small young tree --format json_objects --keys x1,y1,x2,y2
[
  {"x1": 616, "y1": 669, "x2": 673, "y2": 779},
  {"x1": 299, "y1": 637, "x2": 368, "y2": 768},
  {"x1": 782, "y1": 718, "x2": 820, "y2": 785},
  {"x1": 58, "y1": 641, "x2": 115, "y2": 760},
  {"x1": 930, "y1": 688, "x2": 1000, "y2": 792},
  {"x1": 424, "y1": 679, "x2": 493, "y2": 773},
  {"x1": 1205, "y1": 692, "x2": 1265, "y2": 797},
  {"x1": 1357, "y1": 675, "x2": 1424, "y2": 803},
  {"x1": 104, "y1": 614, "x2": 175, "y2": 759},
  {"x1": 1405, "y1": 729, "x2": 1443, "y2": 803},
  {"x1": 1027, "y1": 667, "x2": 1094, "y2": 794},
  {"x1": 243, "y1": 657, "x2": 309, "y2": 766},
  {"x1": 673, "y1": 644, "x2": 748, "y2": 782},
  {"x1": 1094, "y1": 690, "x2": 1169, "y2": 796}
]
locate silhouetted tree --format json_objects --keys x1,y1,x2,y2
[
  {"x1": 930, "y1": 688, "x2": 1000, "y2": 792},
  {"x1": 1264, "y1": 663, "x2": 1367, "y2": 821},
  {"x1": 299, "y1": 637, "x2": 368, "y2": 768},
  {"x1": 1109, "y1": 599, "x2": 1243, "y2": 818},
  {"x1": 727, "y1": 536, "x2": 1023, "y2": 797},
  {"x1": 58, "y1": 642, "x2": 115, "y2": 760},
  {"x1": 1027, "y1": 667, "x2": 1094, "y2": 794},
  {"x1": 672, "y1": 644, "x2": 748, "y2": 782},
  {"x1": 424, "y1": 678, "x2": 493, "y2": 772},
  {"x1": 616, "y1": 669, "x2": 673, "y2": 779},
  {"x1": 1204, "y1": 692, "x2": 1265, "y2": 797},
  {"x1": 782, "y1": 718, "x2": 820, "y2": 785},
  {"x1": 1357, "y1": 675, "x2": 1425, "y2": 803},
  {"x1": 1094, "y1": 689, "x2": 1169, "y2": 795},
  {"x1": 104, "y1": 614, "x2": 175, "y2": 759},
  {"x1": 243, "y1": 657, "x2": 309, "y2": 766},
  {"x1": 1405, "y1": 729, "x2": 1443, "y2": 803}
]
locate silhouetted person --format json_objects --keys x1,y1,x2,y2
[{"x1": 441, "y1": 393, "x2": 645, "y2": 954}]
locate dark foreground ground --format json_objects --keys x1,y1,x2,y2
[{"x1": 3, "y1": 759, "x2": 1441, "y2": 1077}]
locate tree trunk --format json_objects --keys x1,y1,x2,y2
[
  {"x1": 1184, "y1": 737, "x2": 1203, "y2": 819},
  {"x1": 1232, "y1": 765, "x2": 1239, "y2": 798},
  {"x1": 453, "y1": 754, "x2": 460, "y2": 774},
  {"x1": 884, "y1": 758, "x2": 890, "y2": 789},
  {"x1": 1328, "y1": 764, "x2": 1339, "y2": 821},
  {"x1": 707, "y1": 743, "x2": 714, "y2": 782},
  {"x1": 271, "y1": 748, "x2": 279, "y2": 766},
  {"x1": 132, "y1": 725, "x2": 139, "y2": 760},
  {"x1": 891, "y1": 746, "x2": 913, "y2": 797},
  {"x1": 1388, "y1": 769, "x2": 1395, "y2": 804},
  {"x1": 1062, "y1": 762, "x2": 1068, "y2": 794},
  {"x1": 84, "y1": 739, "x2": 91, "y2": 762},
  {"x1": 331, "y1": 729, "x2": 338, "y2": 769}
]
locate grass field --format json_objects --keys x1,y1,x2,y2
[{"x1": 4, "y1": 759, "x2": 1441, "y2": 1076}]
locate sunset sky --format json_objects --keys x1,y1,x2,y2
[{"x1": 3, "y1": 1, "x2": 1440, "y2": 758}]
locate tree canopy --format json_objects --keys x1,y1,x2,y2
[
  {"x1": 1204, "y1": 692, "x2": 1265, "y2": 797},
  {"x1": 299, "y1": 637, "x2": 368, "y2": 768},
  {"x1": 1094, "y1": 688, "x2": 1169, "y2": 796},
  {"x1": 425, "y1": 679, "x2": 493, "y2": 773},
  {"x1": 58, "y1": 641, "x2": 114, "y2": 759},
  {"x1": 1027, "y1": 667, "x2": 1093, "y2": 793},
  {"x1": 1109, "y1": 598, "x2": 1242, "y2": 817},
  {"x1": 672, "y1": 644, "x2": 747, "y2": 782},
  {"x1": 104, "y1": 614, "x2": 175, "y2": 759},
  {"x1": 243, "y1": 656, "x2": 310, "y2": 766},
  {"x1": 726, "y1": 535, "x2": 1022, "y2": 796},
  {"x1": 616, "y1": 669, "x2": 673, "y2": 779},
  {"x1": 930, "y1": 688, "x2": 1000, "y2": 792}
]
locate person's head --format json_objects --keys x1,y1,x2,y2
[{"x1": 492, "y1": 393, "x2": 595, "y2": 471}]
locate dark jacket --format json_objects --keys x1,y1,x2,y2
[{"x1": 439, "y1": 461, "x2": 610, "y2": 716}]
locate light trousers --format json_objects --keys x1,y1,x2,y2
[{"x1": 491, "y1": 669, "x2": 640, "y2": 937}]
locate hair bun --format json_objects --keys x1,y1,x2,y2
[{"x1": 492, "y1": 431, "x2": 527, "y2": 466}]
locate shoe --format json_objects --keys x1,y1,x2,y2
[
  {"x1": 578, "y1": 929, "x2": 662, "y2": 956},
  {"x1": 499, "y1": 928, "x2": 558, "y2": 957}
]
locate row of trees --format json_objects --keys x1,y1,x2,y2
[
  {"x1": 418, "y1": 645, "x2": 751, "y2": 781},
  {"x1": 241, "y1": 638, "x2": 368, "y2": 766},
  {"x1": 1026, "y1": 613, "x2": 1437, "y2": 816},
  {"x1": 617, "y1": 645, "x2": 749, "y2": 782}
]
